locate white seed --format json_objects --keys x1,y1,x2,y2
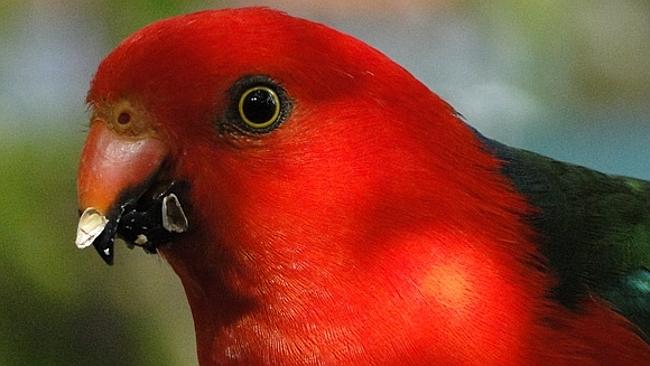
[
  {"x1": 162, "y1": 193, "x2": 188, "y2": 233},
  {"x1": 134, "y1": 234, "x2": 149, "y2": 245},
  {"x1": 75, "y1": 208, "x2": 108, "y2": 249}
]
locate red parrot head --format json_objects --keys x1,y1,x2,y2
[
  {"x1": 76, "y1": 7, "x2": 549, "y2": 364},
  {"x1": 77, "y1": 7, "x2": 488, "y2": 265}
]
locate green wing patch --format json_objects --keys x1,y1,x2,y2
[{"x1": 484, "y1": 138, "x2": 650, "y2": 341}]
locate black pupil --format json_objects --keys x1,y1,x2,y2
[{"x1": 243, "y1": 89, "x2": 277, "y2": 124}]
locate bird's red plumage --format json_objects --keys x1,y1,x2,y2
[{"x1": 87, "y1": 8, "x2": 650, "y2": 365}]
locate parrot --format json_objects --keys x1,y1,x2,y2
[{"x1": 74, "y1": 7, "x2": 650, "y2": 365}]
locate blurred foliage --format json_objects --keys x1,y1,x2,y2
[
  {"x1": 0, "y1": 1, "x2": 648, "y2": 365},
  {"x1": 471, "y1": 0, "x2": 650, "y2": 107},
  {"x1": 0, "y1": 136, "x2": 192, "y2": 365},
  {"x1": 97, "y1": 0, "x2": 205, "y2": 41}
]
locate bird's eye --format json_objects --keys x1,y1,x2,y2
[
  {"x1": 238, "y1": 86, "x2": 281, "y2": 129},
  {"x1": 225, "y1": 75, "x2": 291, "y2": 135}
]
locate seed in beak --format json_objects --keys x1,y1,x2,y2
[
  {"x1": 134, "y1": 234, "x2": 149, "y2": 245},
  {"x1": 161, "y1": 193, "x2": 188, "y2": 233},
  {"x1": 75, "y1": 207, "x2": 108, "y2": 249}
]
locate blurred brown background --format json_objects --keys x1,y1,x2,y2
[{"x1": 1, "y1": 1, "x2": 648, "y2": 364}]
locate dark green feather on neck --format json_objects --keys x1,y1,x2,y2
[{"x1": 482, "y1": 137, "x2": 650, "y2": 342}]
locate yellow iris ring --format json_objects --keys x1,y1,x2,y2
[{"x1": 238, "y1": 86, "x2": 281, "y2": 129}]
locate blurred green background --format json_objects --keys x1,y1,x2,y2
[{"x1": 1, "y1": 1, "x2": 648, "y2": 365}]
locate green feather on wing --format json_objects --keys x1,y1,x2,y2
[{"x1": 483, "y1": 138, "x2": 650, "y2": 341}]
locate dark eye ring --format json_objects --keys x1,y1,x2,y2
[{"x1": 238, "y1": 86, "x2": 281, "y2": 129}]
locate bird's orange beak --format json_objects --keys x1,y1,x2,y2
[
  {"x1": 77, "y1": 120, "x2": 168, "y2": 215},
  {"x1": 76, "y1": 120, "x2": 188, "y2": 264}
]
